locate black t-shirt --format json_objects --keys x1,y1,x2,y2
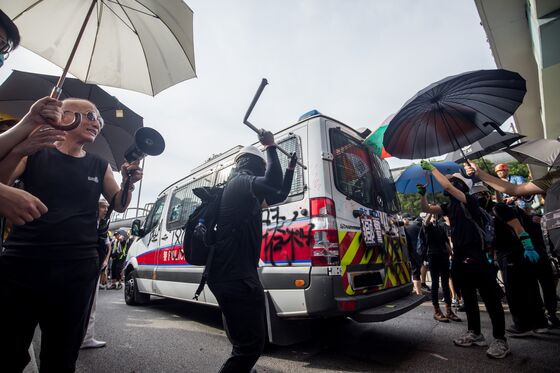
[
  {"x1": 425, "y1": 222, "x2": 449, "y2": 256},
  {"x1": 208, "y1": 147, "x2": 282, "y2": 284},
  {"x1": 209, "y1": 173, "x2": 263, "y2": 283},
  {"x1": 488, "y1": 202, "x2": 521, "y2": 259},
  {"x1": 404, "y1": 221, "x2": 421, "y2": 254},
  {"x1": 4, "y1": 148, "x2": 107, "y2": 260},
  {"x1": 440, "y1": 194, "x2": 484, "y2": 261}
]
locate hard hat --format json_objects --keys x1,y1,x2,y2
[
  {"x1": 447, "y1": 172, "x2": 473, "y2": 190},
  {"x1": 234, "y1": 145, "x2": 266, "y2": 163},
  {"x1": 495, "y1": 163, "x2": 508, "y2": 172}
]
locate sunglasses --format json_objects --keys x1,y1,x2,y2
[
  {"x1": 63, "y1": 110, "x2": 104, "y2": 128},
  {"x1": 0, "y1": 36, "x2": 11, "y2": 54}
]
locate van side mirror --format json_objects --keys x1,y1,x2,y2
[{"x1": 131, "y1": 219, "x2": 144, "y2": 237}]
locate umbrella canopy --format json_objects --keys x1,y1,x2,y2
[
  {"x1": 383, "y1": 69, "x2": 526, "y2": 159},
  {"x1": 504, "y1": 139, "x2": 560, "y2": 168},
  {"x1": 2, "y1": 0, "x2": 196, "y2": 96},
  {"x1": 0, "y1": 70, "x2": 143, "y2": 170},
  {"x1": 444, "y1": 131, "x2": 525, "y2": 163},
  {"x1": 395, "y1": 161, "x2": 462, "y2": 194}
]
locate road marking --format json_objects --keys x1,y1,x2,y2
[{"x1": 430, "y1": 353, "x2": 448, "y2": 361}]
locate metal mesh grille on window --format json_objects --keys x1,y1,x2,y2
[
  {"x1": 166, "y1": 176, "x2": 212, "y2": 231},
  {"x1": 215, "y1": 165, "x2": 234, "y2": 186},
  {"x1": 277, "y1": 136, "x2": 304, "y2": 196}
]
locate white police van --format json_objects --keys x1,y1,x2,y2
[{"x1": 124, "y1": 112, "x2": 425, "y2": 345}]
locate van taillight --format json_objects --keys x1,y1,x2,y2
[{"x1": 310, "y1": 197, "x2": 339, "y2": 266}]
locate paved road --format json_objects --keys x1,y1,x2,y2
[{"x1": 29, "y1": 289, "x2": 559, "y2": 372}]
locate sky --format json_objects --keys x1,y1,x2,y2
[{"x1": 1, "y1": 0, "x2": 496, "y2": 209}]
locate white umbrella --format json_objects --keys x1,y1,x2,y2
[{"x1": 2, "y1": 0, "x2": 195, "y2": 126}]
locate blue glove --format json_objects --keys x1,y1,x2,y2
[{"x1": 520, "y1": 232, "x2": 539, "y2": 263}]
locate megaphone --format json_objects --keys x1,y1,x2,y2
[{"x1": 124, "y1": 127, "x2": 165, "y2": 163}]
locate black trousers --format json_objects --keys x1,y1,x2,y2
[
  {"x1": 209, "y1": 277, "x2": 266, "y2": 373},
  {"x1": 0, "y1": 255, "x2": 99, "y2": 373},
  {"x1": 452, "y1": 258, "x2": 505, "y2": 339},
  {"x1": 535, "y1": 256, "x2": 558, "y2": 317},
  {"x1": 428, "y1": 253, "x2": 451, "y2": 306},
  {"x1": 498, "y1": 254, "x2": 548, "y2": 330}
]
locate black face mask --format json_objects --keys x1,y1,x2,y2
[{"x1": 236, "y1": 154, "x2": 266, "y2": 176}]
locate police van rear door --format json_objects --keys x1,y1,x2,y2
[{"x1": 329, "y1": 127, "x2": 410, "y2": 297}]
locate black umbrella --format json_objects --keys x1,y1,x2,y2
[
  {"x1": 0, "y1": 70, "x2": 143, "y2": 170},
  {"x1": 444, "y1": 131, "x2": 525, "y2": 163},
  {"x1": 504, "y1": 139, "x2": 560, "y2": 168},
  {"x1": 383, "y1": 69, "x2": 526, "y2": 159}
]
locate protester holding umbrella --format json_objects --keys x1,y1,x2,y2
[
  {"x1": 466, "y1": 161, "x2": 560, "y2": 327},
  {"x1": 0, "y1": 97, "x2": 142, "y2": 372},
  {"x1": 418, "y1": 160, "x2": 510, "y2": 359}
]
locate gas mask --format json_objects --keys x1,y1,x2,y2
[{"x1": 236, "y1": 154, "x2": 266, "y2": 176}]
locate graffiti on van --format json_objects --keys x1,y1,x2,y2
[{"x1": 261, "y1": 207, "x2": 314, "y2": 267}]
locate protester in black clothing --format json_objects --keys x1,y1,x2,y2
[
  {"x1": 0, "y1": 12, "x2": 61, "y2": 228},
  {"x1": 263, "y1": 151, "x2": 297, "y2": 207},
  {"x1": 471, "y1": 184, "x2": 549, "y2": 335},
  {"x1": 0, "y1": 98, "x2": 142, "y2": 372},
  {"x1": 207, "y1": 129, "x2": 283, "y2": 373},
  {"x1": 420, "y1": 214, "x2": 461, "y2": 322},
  {"x1": 110, "y1": 230, "x2": 130, "y2": 290},
  {"x1": 419, "y1": 161, "x2": 510, "y2": 359},
  {"x1": 403, "y1": 214, "x2": 423, "y2": 295}
]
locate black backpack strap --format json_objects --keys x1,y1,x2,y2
[{"x1": 193, "y1": 186, "x2": 225, "y2": 301}]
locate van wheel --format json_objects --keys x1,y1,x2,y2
[{"x1": 124, "y1": 270, "x2": 150, "y2": 305}]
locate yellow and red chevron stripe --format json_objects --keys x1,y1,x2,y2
[{"x1": 339, "y1": 230, "x2": 411, "y2": 295}]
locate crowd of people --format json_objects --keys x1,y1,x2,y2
[
  {"x1": 1, "y1": 7, "x2": 559, "y2": 373},
  {"x1": 402, "y1": 160, "x2": 559, "y2": 360}
]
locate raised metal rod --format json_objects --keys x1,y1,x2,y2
[
  {"x1": 243, "y1": 78, "x2": 307, "y2": 169},
  {"x1": 47, "y1": 0, "x2": 99, "y2": 130}
]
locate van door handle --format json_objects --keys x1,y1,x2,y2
[{"x1": 161, "y1": 234, "x2": 169, "y2": 240}]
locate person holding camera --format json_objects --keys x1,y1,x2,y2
[
  {"x1": 0, "y1": 97, "x2": 142, "y2": 372},
  {"x1": 207, "y1": 129, "x2": 283, "y2": 373}
]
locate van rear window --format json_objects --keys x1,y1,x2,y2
[
  {"x1": 330, "y1": 129, "x2": 400, "y2": 213},
  {"x1": 330, "y1": 129, "x2": 376, "y2": 208}
]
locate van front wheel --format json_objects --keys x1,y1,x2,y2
[{"x1": 124, "y1": 270, "x2": 150, "y2": 305}]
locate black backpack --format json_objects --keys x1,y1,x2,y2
[{"x1": 182, "y1": 186, "x2": 224, "y2": 300}]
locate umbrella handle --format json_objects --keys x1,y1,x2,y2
[{"x1": 482, "y1": 121, "x2": 506, "y2": 136}]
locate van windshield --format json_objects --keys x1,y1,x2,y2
[{"x1": 330, "y1": 128, "x2": 400, "y2": 213}]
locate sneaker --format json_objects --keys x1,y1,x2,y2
[
  {"x1": 486, "y1": 339, "x2": 510, "y2": 359},
  {"x1": 457, "y1": 304, "x2": 466, "y2": 312},
  {"x1": 99, "y1": 284, "x2": 107, "y2": 290},
  {"x1": 453, "y1": 330, "x2": 488, "y2": 347},
  {"x1": 506, "y1": 324, "x2": 532, "y2": 337},
  {"x1": 81, "y1": 339, "x2": 107, "y2": 349},
  {"x1": 451, "y1": 298, "x2": 459, "y2": 307},
  {"x1": 421, "y1": 283, "x2": 431, "y2": 292},
  {"x1": 116, "y1": 283, "x2": 123, "y2": 290}
]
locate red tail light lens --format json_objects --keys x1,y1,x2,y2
[{"x1": 310, "y1": 197, "x2": 339, "y2": 266}]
